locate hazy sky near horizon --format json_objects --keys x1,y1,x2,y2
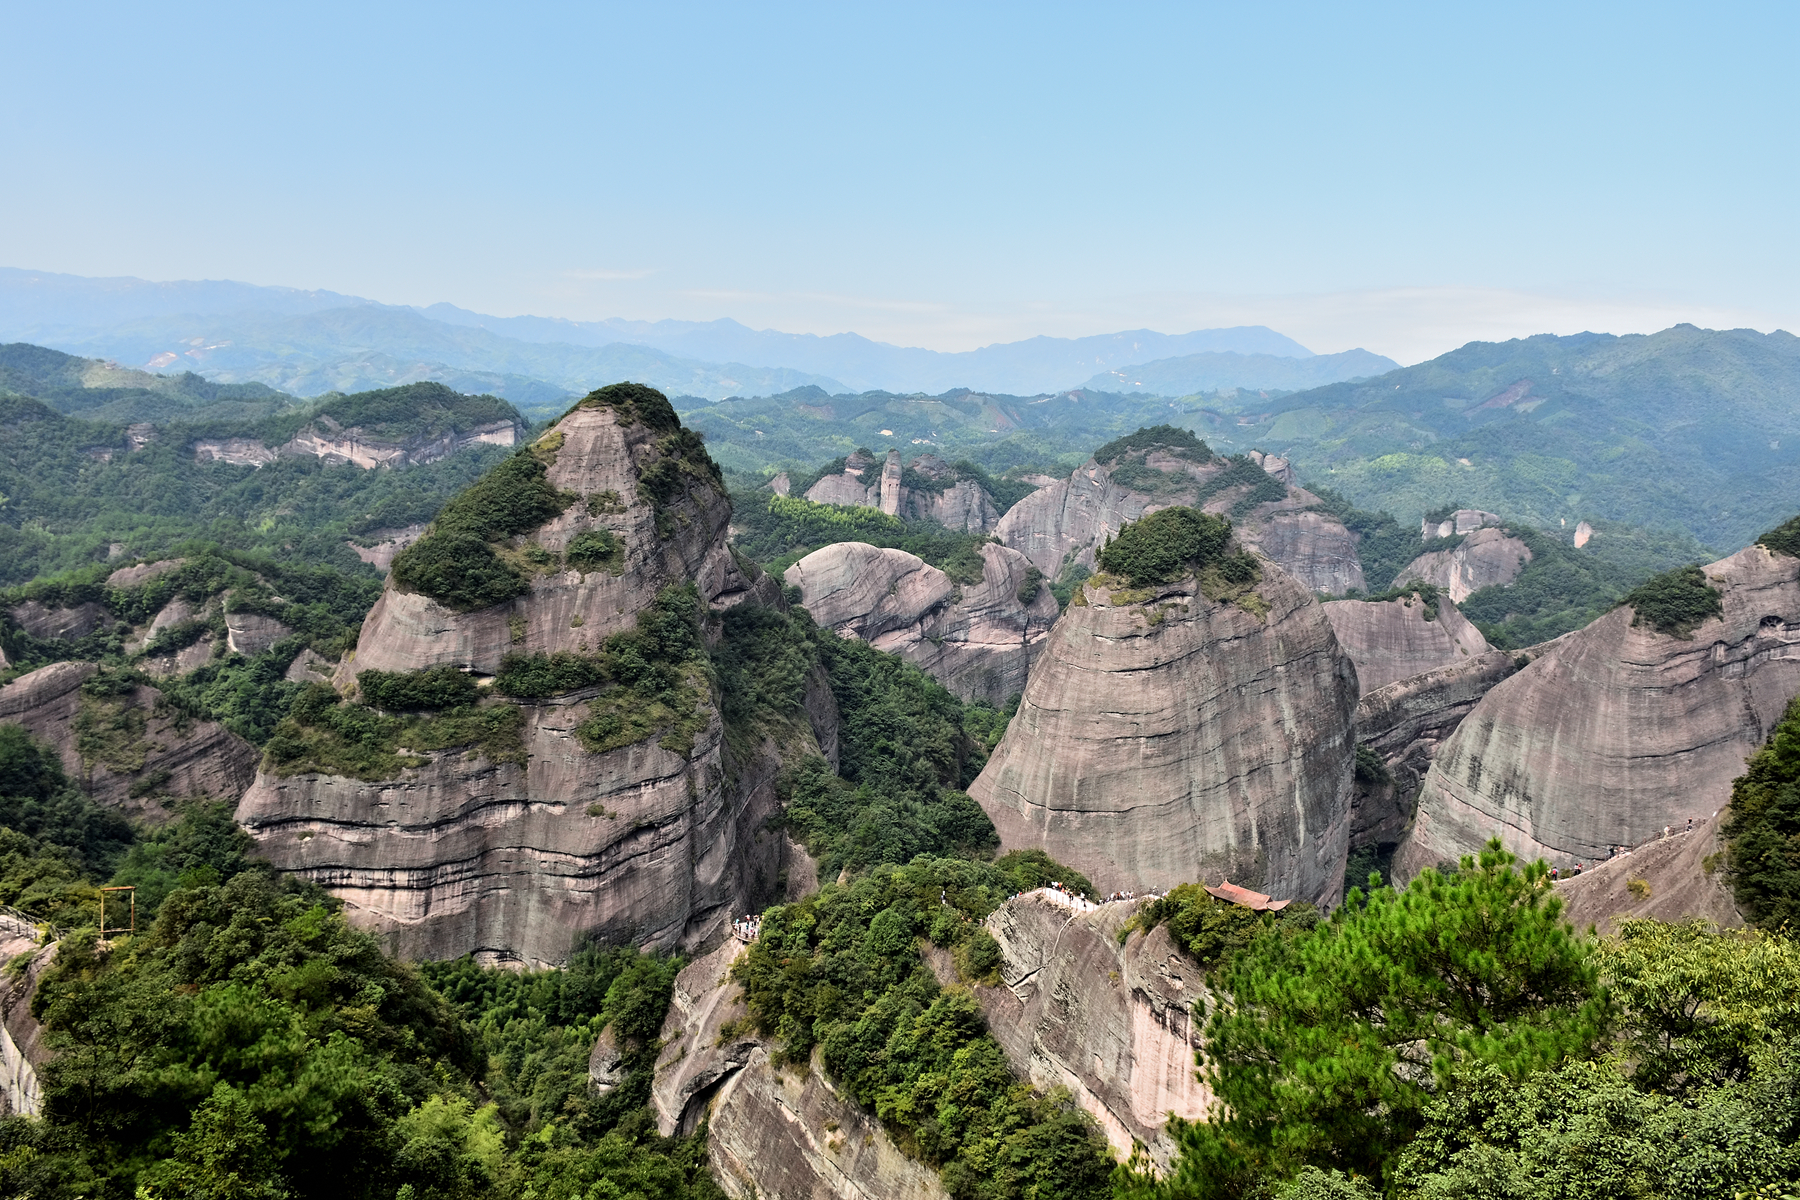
[{"x1": 3, "y1": 2, "x2": 1795, "y2": 364}]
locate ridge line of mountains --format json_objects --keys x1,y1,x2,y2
[{"x1": 0, "y1": 265, "x2": 1398, "y2": 403}]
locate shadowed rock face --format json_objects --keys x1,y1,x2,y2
[
  {"x1": 0, "y1": 661, "x2": 259, "y2": 819},
  {"x1": 784, "y1": 541, "x2": 1059, "y2": 703},
  {"x1": 968, "y1": 561, "x2": 1357, "y2": 903},
  {"x1": 239, "y1": 399, "x2": 837, "y2": 965},
  {"x1": 651, "y1": 941, "x2": 947, "y2": 1200},
  {"x1": 966, "y1": 893, "x2": 1211, "y2": 1169},
  {"x1": 1392, "y1": 526, "x2": 1532, "y2": 602},
  {"x1": 1397, "y1": 544, "x2": 1800, "y2": 879},
  {"x1": 7, "y1": 601, "x2": 108, "y2": 641},
  {"x1": 1324, "y1": 594, "x2": 1491, "y2": 694},
  {"x1": 992, "y1": 456, "x2": 1364, "y2": 595},
  {"x1": 1350, "y1": 649, "x2": 1521, "y2": 848}
]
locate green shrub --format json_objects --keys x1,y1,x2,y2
[
  {"x1": 493, "y1": 651, "x2": 611, "y2": 699},
  {"x1": 1015, "y1": 565, "x2": 1044, "y2": 605},
  {"x1": 571, "y1": 381, "x2": 681, "y2": 432},
  {"x1": 993, "y1": 847, "x2": 1094, "y2": 898},
  {"x1": 262, "y1": 684, "x2": 524, "y2": 779},
  {"x1": 1722, "y1": 696, "x2": 1800, "y2": 929},
  {"x1": 1621, "y1": 564, "x2": 1722, "y2": 637},
  {"x1": 390, "y1": 529, "x2": 529, "y2": 612},
  {"x1": 358, "y1": 664, "x2": 478, "y2": 711},
  {"x1": 1098, "y1": 507, "x2": 1233, "y2": 586},
  {"x1": 566, "y1": 528, "x2": 620, "y2": 572},
  {"x1": 1093, "y1": 424, "x2": 1214, "y2": 465},
  {"x1": 1758, "y1": 513, "x2": 1800, "y2": 559},
  {"x1": 732, "y1": 859, "x2": 1114, "y2": 1200},
  {"x1": 1122, "y1": 881, "x2": 1314, "y2": 969}
]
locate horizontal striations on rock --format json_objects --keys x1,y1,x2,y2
[
  {"x1": 967, "y1": 560, "x2": 1356, "y2": 903},
  {"x1": 241, "y1": 386, "x2": 837, "y2": 965},
  {"x1": 1398, "y1": 544, "x2": 1800, "y2": 878},
  {"x1": 785, "y1": 541, "x2": 1058, "y2": 703},
  {"x1": 1392, "y1": 525, "x2": 1532, "y2": 602},
  {"x1": 1324, "y1": 593, "x2": 1491, "y2": 694},
  {"x1": 652, "y1": 941, "x2": 948, "y2": 1200},
  {"x1": 0, "y1": 661, "x2": 259, "y2": 818},
  {"x1": 972, "y1": 892, "x2": 1212, "y2": 1169}
]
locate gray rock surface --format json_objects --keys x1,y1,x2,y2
[
  {"x1": 968, "y1": 560, "x2": 1357, "y2": 903},
  {"x1": 0, "y1": 661, "x2": 259, "y2": 818},
  {"x1": 342, "y1": 405, "x2": 748, "y2": 680},
  {"x1": 1392, "y1": 526, "x2": 1532, "y2": 602},
  {"x1": 348, "y1": 526, "x2": 427, "y2": 572},
  {"x1": 651, "y1": 941, "x2": 948, "y2": 1200},
  {"x1": 7, "y1": 600, "x2": 108, "y2": 641},
  {"x1": 1324, "y1": 594, "x2": 1491, "y2": 694},
  {"x1": 1554, "y1": 811, "x2": 1743, "y2": 936},
  {"x1": 971, "y1": 892, "x2": 1210, "y2": 1168},
  {"x1": 105, "y1": 559, "x2": 186, "y2": 589},
  {"x1": 1350, "y1": 650, "x2": 1521, "y2": 848},
  {"x1": 991, "y1": 456, "x2": 1364, "y2": 595},
  {"x1": 195, "y1": 418, "x2": 523, "y2": 471},
  {"x1": 1421, "y1": 508, "x2": 1504, "y2": 540},
  {"x1": 225, "y1": 611, "x2": 292, "y2": 657},
  {"x1": 242, "y1": 403, "x2": 837, "y2": 965},
  {"x1": 785, "y1": 541, "x2": 1058, "y2": 703},
  {"x1": 1397, "y1": 544, "x2": 1800, "y2": 878},
  {"x1": 0, "y1": 940, "x2": 54, "y2": 1117}
]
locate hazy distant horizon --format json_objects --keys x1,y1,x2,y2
[{"x1": 3, "y1": 5, "x2": 1794, "y2": 365}]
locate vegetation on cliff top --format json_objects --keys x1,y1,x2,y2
[
  {"x1": 1620, "y1": 563, "x2": 1724, "y2": 638},
  {"x1": 733, "y1": 857, "x2": 1115, "y2": 1200},
  {"x1": 1122, "y1": 844, "x2": 1800, "y2": 1200},
  {"x1": 1096, "y1": 507, "x2": 1263, "y2": 608}
]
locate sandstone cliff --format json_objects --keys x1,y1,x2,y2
[
  {"x1": 1392, "y1": 526, "x2": 1532, "y2": 601},
  {"x1": 0, "y1": 661, "x2": 258, "y2": 818},
  {"x1": 1324, "y1": 593, "x2": 1491, "y2": 694},
  {"x1": 803, "y1": 450, "x2": 1006, "y2": 533},
  {"x1": 784, "y1": 540, "x2": 1059, "y2": 703},
  {"x1": 992, "y1": 453, "x2": 1364, "y2": 595},
  {"x1": 1397, "y1": 544, "x2": 1800, "y2": 878},
  {"x1": 1350, "y1": 650, "x2": 1521, "y2": 849},
  {"x1": 1554, "y1": 811, "x2": 1743, "y2": 936},
  {"x1": 963, "y1": 892, "x2": 1210, "y2": 1169},
  {"x1": 0, "y1": 937, "x2": 53, "y2": 1117},
  {"x1": 239, "y1": 390, "x2": 836, "y2": 965},
  {"x1": 652, "y1": 941, "x2": 948, "y2": 1200},
  {"x1": 341, "y1": 403, "x2": 749, "y2": 679},
  {"x1": 192, "y1": 414, "x2": 523, "y2": 470},
  {"x1": 967, "y1": 559, "x2": 1357, "y2": 903}
]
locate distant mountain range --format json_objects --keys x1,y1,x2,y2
[{"x1": 0, "y1": 267, "x2": 1397, "y2": 403}]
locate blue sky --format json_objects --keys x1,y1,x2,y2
[{"x1": 3, "y1": 1, "x2": 1794, "y2": 362}]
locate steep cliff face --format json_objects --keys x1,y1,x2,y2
[
  {"x1": 992, "y1": 455, "x2": 1364, "y2": 595},
  {"x1": 803, "y1": 450, "x2": 1006, "y2": 533},
  {"x1": 0, "y1": 938, "x2": 53, "y2": 1117},
  {"x1": 1350, "y1": 650, "x2": 1521, "y2": 848},
  {"x1": 1392, "y1": 526, "x2": 1532, "y2": 601},
  {"x1": 1324, "y1": 594, "x2": 1491, "y2": 694},
  {"x1": 7, "y1": 600, "x2": 109, "y2": 641},
  {"x1": 967, "y1": 560, "x2": 1357, "y2": 903},
  {"x1": 192, "y1": 416, "x2": 524, "y2": 470},
  {"x1": 652, "y1": 941, "x2": 947, "y2": 1200},
  {"x1": 784, "y1": 541, "x2": 1058, "y2": 703},
  {"x1": 968, "y1": 893, "x2": 1210, "y2": 1169},
  {"x1": 1554, "y1": 811, "x2": 1743, "y2": 936},
  {"x1": 342, "y1": 403, "x2": 746, "y2": 679},
  {"x1": 239, "y1": 390, "x2": 836, "y2": 965},
  {"x1": 1397, "y1": 544, "x2": 1800, "y2": 878},
  {"x1": 0, "y1": 661, "x2": 259, "y2": 818}
]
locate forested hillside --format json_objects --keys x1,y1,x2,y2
[{"x1": 1235, "y1": 325, "x2": 1800, "y2": 551}]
